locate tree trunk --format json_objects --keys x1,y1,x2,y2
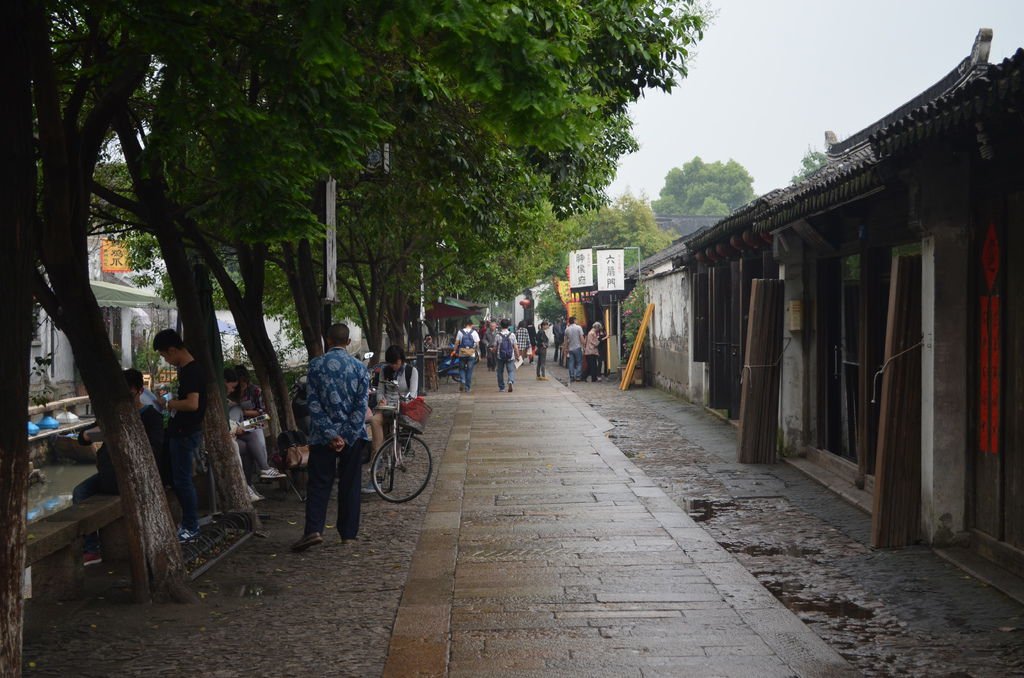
[
  {"x1": 190, "y1": 234, "x2": 296, "y2": 442},
  {"x1": 154, "y1": 227, "x2": 252, "y2": 513},
  {"x1": 0, "y1": 5, "x2": 36, "y2": 671},
  {"x1": 297, "y1": 239, "x2": 325, "y2": 355},
  {"x1": 51, "y1": 303, "x2": 191, "y2": 603},
  {"x1": 280, "y1": 242, "x2": 319, "y2": 360},
  {"x1": 113, "y1": 118, "x2": 252, "y2": 514},
  {"x1": 28, "y1": 6, "x2": 191, "y2": 610}
]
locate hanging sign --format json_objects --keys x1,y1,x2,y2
[
  {"x1": 569, "y1": 249, "x2": 593, "y2": 288},
  {"x1": 597, "y1": 249, "x2": 625, "y2": 291},
  {"x1": 101, "y1": 239, "x2": 131, "y2": 273}
]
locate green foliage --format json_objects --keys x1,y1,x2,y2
[
  {"x1": 791, "y1": 147, "x2": 828, "y2": 184},
  {"x1": 534, "y1": 284, "x2": 566, "y2": 324},
  {"x1": 621, "y1": 283, "x2": 648, "y2": 348},
  {"x1": 570, "y1": 192, "x2": 673, "y2": 270},
  {"x1": 652, "y1": 157, "x2": 755, "y2": 216}
]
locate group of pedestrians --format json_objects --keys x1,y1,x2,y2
[
  {"x1": 449, "y1": 317, "x2": 557, "y2": 394},
  {"x1": 559, "y1": 316, "x2": 607, "y2": 383}
]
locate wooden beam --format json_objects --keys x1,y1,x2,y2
[{"x1": 620, "y1": 304, "x2": 654, "y2": 391}]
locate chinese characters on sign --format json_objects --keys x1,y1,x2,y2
[
  {"x1": 101, "y1": 239, "x2": 131, "y2": 273},
  {"x1": 597, "y1": 249, "x2": 625, "y2": 291},
  {"x1": 569, "y1": 249, "x2": 593, "y2": 288}
]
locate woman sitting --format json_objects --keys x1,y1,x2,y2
[
  {"x1": 224, "y1": 368, "x2": 284, "y2": 502},
  {"x1": 368, "y1": 345, "x2": 419, "y2": 454}
]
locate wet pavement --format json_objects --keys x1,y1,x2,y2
[
  {"x1": 553, "y1": 362, "x2": 1024, "y2": 677},
  {"x1": 22, "y1": 362, "x2": 1024, "y2": 676},
  {"x1": 23, "y1": 391, "x2": 461, "y2": 678},
  {"x1": 384, "y1": 371, "x2": 854, "y2": 677}
]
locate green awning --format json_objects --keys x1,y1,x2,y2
[{"x1": 89, "y1": 280, "x2": 175, "y2": 309}]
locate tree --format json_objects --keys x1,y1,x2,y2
[
  {"x1": 573, "y1": 192, "x2": 674, "y2": 270},
  {"x1": 17, "y1": 11, "x2": 204, "y2": 645},
  {"x1": 651, "y1": 157, "x2": 755, "y2": 216},
  {"x1": 0, "y1": 2, "x2": 36, "y2": 672},
  {"x1": 792, "y1": 147, "x2": 828, "y2": 183}
]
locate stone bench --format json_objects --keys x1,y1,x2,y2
[
  {"x1": 25, "y1": 467, "x2": 241, "y2": 600},
  {"x1": 26, "y1": 495, "x2": 125, "y2": 600}
]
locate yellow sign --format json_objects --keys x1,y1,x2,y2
[{"x1": 101, "y1": 239, "x2": 131, "y2": 273}]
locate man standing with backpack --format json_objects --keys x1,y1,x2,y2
[
  {"x1": 454, "y1": 320, "x2": 480, "y2": 394},
  {"x1": 495, "y1": 319, "x2": 521, "y2": 393}
]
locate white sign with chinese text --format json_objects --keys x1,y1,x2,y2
[
  {"x1": 597, "y1": 249, "x2": 625, "y2": 291},
  {"x1": 569, "y1": 249, "x2": 593, "y2": 288}
]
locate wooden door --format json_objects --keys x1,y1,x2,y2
[
  {"x1": 1003, "y1": 192, "x2": 1024, "y2": 549},
  {"x1": 729, "y1": 260, "x2": 743, "y2": 419},
  {"x1": 709, "y1": 264, "x2": 732, "y2": 410},
  {"x1": 973, "y1": 198, "x2": 1004, "y2": 538}
]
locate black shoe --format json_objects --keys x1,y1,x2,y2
[
  {"x1": 507, "y1": 383, "x2": 513, "y2": 392},
  {"x1": 291, "y1": 532, "x2": 323, "y2": 552}
]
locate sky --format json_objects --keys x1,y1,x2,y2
[{"x1": 608, "y1": 0, "x2": 1024, "y2": 201}]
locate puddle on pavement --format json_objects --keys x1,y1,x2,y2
[
  {"x1": 685, "y1": 498, "x2": 736, "y2": 522},
  {"x1": 720, "y1": 542, "x2": 821, "y2": 558},
  {"x1": 763, "y1": 580, "x2": 876, "y2": 620},
  {"x1": 236, "y1": 583, "x2": 279, "y2": 598}
]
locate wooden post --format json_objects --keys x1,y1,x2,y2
[
  {"x1": 871, "y1": 256, "x2": 923, "y2": 547},
  {"x1": 620, "y1": 304, "x2": 654, "y2": 391}
]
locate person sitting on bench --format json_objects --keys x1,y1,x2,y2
[{"x1": 74, "y1": 369, "x2": 164, "y2": 566}]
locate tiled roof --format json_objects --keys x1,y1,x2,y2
[
  {"x1": 872, "y1": 47, "x2": 1024, "y2": 157},
  {"x1": 686, "y1": 31, "x2": 1004, "y2": 254}
]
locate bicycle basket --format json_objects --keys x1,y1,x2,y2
[{"x1": 398, "y1": 397, "x2": 432, "y2": 432}]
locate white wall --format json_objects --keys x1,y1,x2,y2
[{"x1": 644, "y1": 269, "x2": 692, "y2": 399}]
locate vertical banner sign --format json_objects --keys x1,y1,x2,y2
[
  {"x1": 101, "y1": 239, "x2": 131, "y2": 273},
  {"x1": 597, "y1": 249, "x2": 625, "y2": 291},
  {"x1": 324, "y1": 177, "x2": 337, "y2": 302},
  {"x1": 569, "y1": 249, "x2": 593, "y2": 288},
  {"x1": 979, "y1": 222, "x2": 1001, "y2": 454}
]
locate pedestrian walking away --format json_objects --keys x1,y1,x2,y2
[
  {"x1": 495, "y1": 319, "x2": 521, "y2": 392},
  {"x1": 292, "y1": 323, "x2": 370, "y2": 552},
  {"x1": 153, "y1": 328, "x2": 206, "y2": 542},
  {"x1": 563, "y1": 316, "x2": 585, "y2": 383},
  {"x1": 454, "y1": 320, "x2": 480, "y2": 393},
  {"x1": 584, "y1": 321, "x2": 604, "y2": 382},
  {"x1": 483, "y1": 320, "x2": 499, "y2": 371},
  {"x1": 515, "y1": 320, "x2": 532, "y2": 364},
  {"x1": 535, "y1": 320, "x2": 550, "y2": 380},
  {"x1": 552, "y1": 316, "x2": 565, "y2": 364}
]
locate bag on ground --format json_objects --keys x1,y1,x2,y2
[{"x1": 275, "y1": 429, "x2": 310, "y2": 469}]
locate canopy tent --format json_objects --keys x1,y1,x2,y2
[
  {"x1": 425, "y1": 297, "x2": 486, "y2": 320},
  {"x1": 89, "y1": 280, "x2": 175, "y2": 309}
]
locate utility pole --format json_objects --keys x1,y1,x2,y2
[{"x1": 315, "y1": 177, "x2": 337, "y2": 342}]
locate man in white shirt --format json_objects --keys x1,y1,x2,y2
[
  {"x1": 455, "y1": 320, "x2": 480, "y2": 394},
  {"x1": 563, "y1": 316, "x2": 585, "y2": 383}
]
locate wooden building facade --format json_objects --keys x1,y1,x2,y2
[{"x1": 641, "y1": 32, "x2": 1024, "y2": 575}]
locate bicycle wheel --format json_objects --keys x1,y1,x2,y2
[{"x1": 370, "y1": 432, "x2": 432, "y2": 503}]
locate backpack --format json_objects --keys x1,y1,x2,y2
[
  {"x1": 498, "y1": 332, "x2": 515, "y2": 361},
  {"x1": 458, "y1": 330, "x2": 476, "y2": 349}
]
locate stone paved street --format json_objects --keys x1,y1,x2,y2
[
  {"x1": 23, "y1": 364, "x2": 1024, "y2": 677},
  {"x1": 550, "y1": 362, "x2": 1024, "y2": 677},
  {"x1": 385, "y1": 371, "x2": 855, "y2": 677},
  {"x1": 23, "y1": 392, "x2": 460, "y2": 678}
]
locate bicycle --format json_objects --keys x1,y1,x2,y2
[{"x1": 369, "y1": 379, "x2": 433, "y2": 502}]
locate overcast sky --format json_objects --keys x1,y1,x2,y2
[{"x1": 608, "y1": 0, "x2": 1024, "y2": 202}]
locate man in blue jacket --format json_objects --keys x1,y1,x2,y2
[{"x1": 292, "y1": 323, "x2": 370, "y2": 552}]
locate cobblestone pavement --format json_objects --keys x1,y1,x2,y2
[
  {"x1": 22, "y1": 390, "x2": 460, "y2": 678},
  {"x1": 385, "y1": 372, "x2": 855, "y2": 677},
  {"x1": 552, "y1": 362, "x2": 1024, "y2": 677}
]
